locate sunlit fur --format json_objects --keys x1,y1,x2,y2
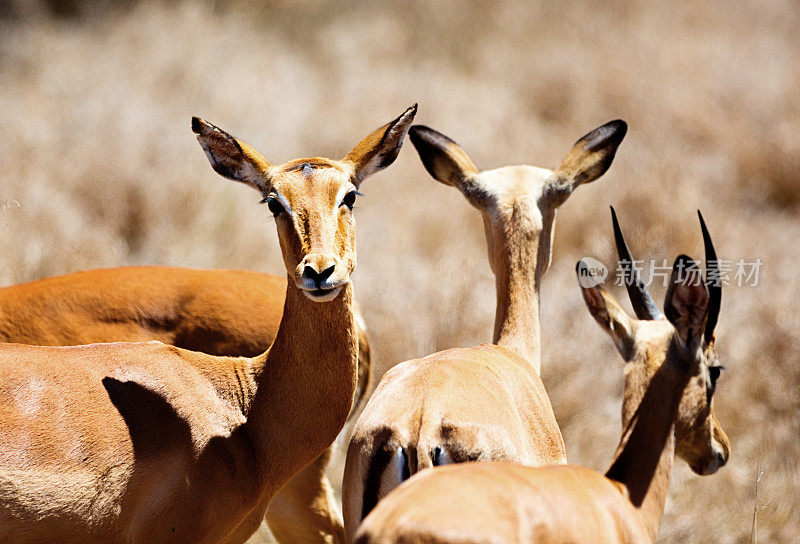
[
  {"x1": 353, "y1": 259, "x2": 730, "y2": 544},
  {"x1": 0, "y1": 106, "x2": 415, "y2": 544},
  {"x1": 268, "y1": 160, "x2": 358, "y2": 302},
  {"x1": 342, "y1": 121, "x2": 627, "y2": 540},
  {"x1": 0, "y1": 265, "x2": 372, "y2": 543}
]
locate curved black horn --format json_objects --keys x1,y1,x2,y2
[
  {"x1": 698, "y1": 210, "x2": 721, "y2": 340},
  {"x1": 610, "y1": 206, "x2": 663, "y2": 320}
]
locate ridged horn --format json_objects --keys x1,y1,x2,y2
[
  {"x1": 611, "y1": 206, "x2": 663, "y2": 320},
  {"x1": 698, "y1": 210, "x2": 721, "y2": 340}
]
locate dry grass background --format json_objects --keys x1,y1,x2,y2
[{"x1": 1, "y1": 0, "x2": 798, "y2": 542}]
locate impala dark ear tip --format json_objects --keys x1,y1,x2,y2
[
  {"x1": 578, "y1": 119, "x2": 628, "y2": 153},
  {"x1": 192, "y1": 116, "x2": 217, "y2": 136},
  {"x1": 409, "y1": 124, "x2": 454, "y2": 145},
  {"x1": 191, "y1": 116, "x2": 204, "y2": 134},
  {"x1": 408, "y1": 124, "x2": 426, "y2": 139},
  {"x1": 396, "y1": 104, "x2": 418, "y2": 123},
  {"x1": 601, "y1": 119, "x2": 627, "y2": 147},
  {"x1": 408, "y1": 126, "x2": 423, "y2": 150},
  {"x1": 602, "y1": 119, "x2": 627, "y2": 141},
  {"x1": 609, "y1": 119, "x2": 628, "y2": 133}
]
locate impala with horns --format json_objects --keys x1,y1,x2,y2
[
  {"x1": 0, "y1": 265, "x2": 372, "y2": 544},
  {"x1": 343, "y1": 120, "x2": 628, "y2": 539},
  {"x1": 354, "y1": 209, "x2": 730, "y2": 544},
  {"x1": 0, "y1": 105, "x2": 416, "y2": 544}
]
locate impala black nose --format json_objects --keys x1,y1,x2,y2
[{"x1": 303, "y1": 264, "x2": 335, "y2": 288}]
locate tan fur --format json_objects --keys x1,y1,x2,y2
[
  {"x1": 355, "y1": 463, "x2": 652, "y2": 544},
  {"x1": 0, "y1": 265, "x2": 371, "y2": 543},
  {"x1": 353, "y1": 248, "x2": 731, "y2": 544},
  {"x1": 0, "y1": 106, "x2": 416, "y2": 544},
  {"x1": 342, "y1": 121, "x2": 627, "y2": 539}
]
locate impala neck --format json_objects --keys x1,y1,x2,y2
[
  {"x1": 605, "y1": 351, "x2": 689, "y2": 542},
  {"x1": 246, "y1": 280, "x2": 358, "y2": 489},
  {"x1": 489, "y1": 208, "x2": 555, "y2": 375}
]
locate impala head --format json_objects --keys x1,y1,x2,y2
[
  {"x1": 578, "y1": 210, "x2": 730, "y2": 475},
  {"x1": 409, "y1": 120, "x2": 626, "y2": 275},
  {"x1": 192, "y1": 106, "x2": 416, "y2": 301}
]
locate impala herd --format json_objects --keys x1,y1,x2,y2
[{"x1": 0, "y1": 106, "x2": 730, "y2": 543}]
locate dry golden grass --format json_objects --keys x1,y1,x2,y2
[{"x1": 1, "y1": 1, "x2": 798, "y2": 542}]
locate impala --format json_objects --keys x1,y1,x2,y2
[
  {"x1": 0, "y1": 105, "x2": 416, "y2": 544},
  {"x1": 343, "y1": 120, "x2": 628, "y2": 539},
  {"x1": 353, "y1": 210, "x2": 730, "y2": 544},
  {"x1": 0, "y1": 265, "x2": 372, "y2": 544}
]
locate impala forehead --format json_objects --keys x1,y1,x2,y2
[
  {"x1": 271, "y1": 162, "x2": 354, "y2": 210},
  {"x1": 475, "y1": 165, "x2": 554, "y2": 220},
  {"x1": 633, "y1": 319, "x2": 674, "y2": 344},
  {"x1": 478, "y1": 165, "x2": 553, "y2": 198},
  {"x1": 628, "y1": 320, "x2": 673, "y2": 365}
]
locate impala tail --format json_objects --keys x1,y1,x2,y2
[
  {"x1": 346, "y1": 435, "x2": 454, "y2": 535},
  {"x1": 360, "y1": 444, "x2": 410, "y2": 520}
]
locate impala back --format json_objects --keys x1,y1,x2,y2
[{"x1": 343, "y1": 343, "x2": 565, "y2": 535}]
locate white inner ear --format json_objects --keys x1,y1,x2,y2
[
  {"x1": 240, "y1": 162, "x2": 269, "y2": 190},
  {"x1": 360, "y1": 153, "x2": 389, "y2": 182},
  {"x1": 608, "y1": 317, "x2": 632, "y2": 356}
]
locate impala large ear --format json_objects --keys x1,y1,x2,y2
[
  {"x1": 577, "y1": 260, "x2": 635, "y2": 360},
  {"x1": 192, "y1": 117, "x2": 272, "y2": 192},
  {"x1": 549, "y1": 120, "x2": 627, "y2": 203},
  {"x1": 408, "y1": 125, "x2": 479, "y2": 189},
  {"x1": 664, "y1": 255, "x2": 710, "y2": 349},
  {"x1": 344, "y1": 104, "x2": 417, "y2": 187}
]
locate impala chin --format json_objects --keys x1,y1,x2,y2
[
  {"x1": 690, "y1": 459, "x2": 718, "y2": 476},
  {"x1": 690, "y1": 451, "x2": 727, "y2": 475},
  {"x1": 294, "y1": 256, "x2": 351, "y2": 302},
  {"x1": 300, "y1": 284, "x2": 345, "y2": 302}
]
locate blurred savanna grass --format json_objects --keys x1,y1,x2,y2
[{"x1": 1, "y1": 1, "x2": 798, "y2": 542}]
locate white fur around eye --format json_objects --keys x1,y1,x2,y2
[
  {"x1": 335, "y1": 183, "x2": 358, "y2": 210},
  {"x1": 271, "y1": 191, "x2": 294, "y2": 218}
]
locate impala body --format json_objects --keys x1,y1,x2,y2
[
  {"x1": 0, "y1": 265, "x2": 371, "y2": 544},
  {"x1": 343, "y1": 120, "x2": 628, "y2": 539},
  {"x1": 0, "y1": 105, "x2": 416, "y2": 544},
  {"x1": 0, "y1": 267, "x2": 284, "y2": 352},
  {"x1": 355, "y1": 211, "x2": 730, "y2": 544}
]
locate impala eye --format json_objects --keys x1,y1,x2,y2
[
  {"x1": 341, "y1": 190, "x2": 360, "y2": 210},
  {"x1": 261, "y1": 196, "x2": 285, "y2": 217},
  {"x1": 709, "y1": 365, "x2": 724, "y2": 387}
]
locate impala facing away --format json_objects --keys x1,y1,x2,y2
[
  {"x1": 0, "y1": 265, "x2": 371, "y2": 544},
  {"x1": 354, "y1": 210, "x2": 730, "y2": 544},
  {"x1": 0, "y1": 105, "x2": 416, "y2": 544},
  {"x1": 343, "y1": 120, "x2": 628, "y2": 539}
]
